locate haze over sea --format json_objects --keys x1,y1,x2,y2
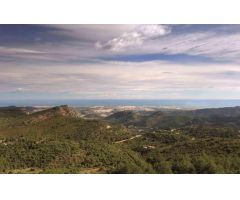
[{"x1": 1, "y1": 99, "x2": 240, "y2": 109}]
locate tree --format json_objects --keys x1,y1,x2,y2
[{"x1": 172, "y1": 155, "x2": 195, "y2": 174}]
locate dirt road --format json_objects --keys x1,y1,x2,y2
[{"x1": 114, "y1": 134, "x2": 142, "y2": 144}]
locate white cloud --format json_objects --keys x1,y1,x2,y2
[
  {"x1": 2, "y1": 25, "x2": 240, "y2": 64},
  {"x1": 0, "y1": 46, "x2": 44, "y2": 54},
  {"x1": 93, "y1": 25, "x2": 240, "y2": 62},
  {"x1": 124, "y1": 31, "x2": 240, "y2": 62},
  {"x1": 1, "y1": 25, "x2": 240, "y2": 100},
  {"x1": 189, "y1": 33, "x2": 240, "y2": 60},
  {"x1": 96, "y1": 25, "x2": 171, "y2": 51},
  {"x1": 17, "y1": 88, "x2": 24, "y2": 91},
  {"x1": 95, "y1": 31, "x2": 143, "y2": 51},
  {"x1": 1, "y1": 60, "x2": 240, "y2": 99},
  {"x1": 16, "y1": 87, "x2": 30, "y2": 92},
  {"x1": 136, "y1": 24, "x2": 171, "y2": 38}
]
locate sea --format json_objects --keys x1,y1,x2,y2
[{"x1": 1, "y1": 99, "x2": 240, "y2": 109}]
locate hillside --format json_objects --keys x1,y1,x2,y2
[
  {"x1": 26, "y1": 105, "x2": 81, "y2": 123},
  {"x1": 106, "y1": 110, "x2": 145, "y2": 125},
  {"x1": 106, "y1": 106, "x2": 240, "y2": 130},
  {"x1": 0, "y1": 106, "x2": 30, "y2": 117},
  {"x1": 0, "y1": 105, "x2": 153, "y2": 173},
  {"x1": 0, "y1": 105, "x2": 240, "y2": 173},
  {"x1": 189, "y1": 106, "x2": 240, "y2": 117}
]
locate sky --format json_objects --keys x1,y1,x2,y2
[{"x1": 1, "y1": 24, "x2": 240, "y2": 100}]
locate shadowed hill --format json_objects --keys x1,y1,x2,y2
[
  {"x1": 27, "y1": 105, "x2": 81, "y2": 123},
  {"x1": 106, "y1": 110, "x2": 143, "y2": 124},
  {"x1": 189, "y1": 106, "x2": 240, "y2": 117},
  {"x1": 0, "y1": 106, "x2": 32, "y2": 118},
  {"x1": 106, "y1": 106, "x2": 240, "y2": 129}
]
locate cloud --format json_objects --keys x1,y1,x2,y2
[
  {"x1": 0, "y1": 46, "x2": 44, "y2": 54},
  {"x1": 125, "y1": 31, "x2": 240, "y2": 63},
  {"x1": 1, "y1": 25, "x2": 240, "y2": 100},
  {"x1": 95, "y1": 25, "x2": 240, "y2": 63},
  {"x1": 1, "y1": 60, "x2": 240, "y2": 99},
  {"x1": 16, "y1": 87, "x2": 30, "y2": 93},
  {"x1": 136, "y1": 25, "x2": 171, "y2": 38},
  {"x1": 1, "y1": 25, "x2": 240, "y2": 65},
  {"x1": 95, "y1": 25, "x2": 171, "y2": 51},
  {"x1": 165, "y1": 32, "x2": 240, "y2": 61}
]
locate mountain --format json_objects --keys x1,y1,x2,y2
[
  {"x1": 106, "y1": 106, "x2": 240, "y2": 129},
  {"x1": 0, "y1": 105, "x2": 153, "y2": 174},
  {"x1": 27, "y1": 105, "x2": 81, "y2": 122},
  {"x1": 1, "y1": 105, "x2": 240, "y2": 174},
  {"x1": 106, "y1": 110, "x2": 143, "y2": 124},
  {"x1": 0, "y1": 106, "x2": 30, "y2": 117},
  {"x1": 189, "y1": 106, "x2": 240, "y2": 117}
]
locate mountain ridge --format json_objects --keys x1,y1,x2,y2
[{"x1": 27, "y1": 105, "x2": 81, "y2": 122}]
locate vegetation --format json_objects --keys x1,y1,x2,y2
[{"x1": 1, "y1": 105, "x2": 240, "y2": 173}]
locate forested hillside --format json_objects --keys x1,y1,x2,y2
[{"x1": 1, "y1": 105, "x2": 240, "y2": 173}]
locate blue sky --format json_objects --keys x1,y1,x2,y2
[{"x1": 1, "y1": 24, "x2": 240, "y2": 100}]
